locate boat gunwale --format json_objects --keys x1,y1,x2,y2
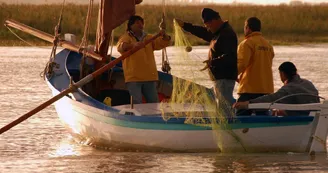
[{"x1": 47, "y1": 49, "x2": 319, "y2": 127}]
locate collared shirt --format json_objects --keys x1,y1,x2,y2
[
  {"x1": 129, "y1": 30, "x2": 147, "y2": 41},
  {"x1": 117, "y1": 32, "x2": 170, "y2": 83}
]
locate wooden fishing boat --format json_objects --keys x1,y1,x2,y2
[
  {"x1": 45, "y1": 48, "x2": 328, "y2": 153},
  {"x1": 2, "y1": 0, "x2": 328, "y2": 153}
]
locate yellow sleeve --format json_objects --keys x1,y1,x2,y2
[
  {"x1": 237, "y1": 40, "x2": 252, "y2": 75},
  {"x1": 117, "y1": 33, "x2": 132, "y2": 54},
  {"x1": 150, "y1": 34, "x2": 171, "y2": 50}
]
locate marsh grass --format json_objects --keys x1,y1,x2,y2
[{"x1": 1, "y1": 3, "x2": 328, "y2": 46}]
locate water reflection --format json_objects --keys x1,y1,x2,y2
[
  {"x1": 49, "y1": 136, "x2": 81, "y2": 157},
  {"x1": 1, "y1": 46, "x2": 328, "y2": 172},
  {"x1": 52, "y1": 152, "x2": 326, "y2": 173},
  {"x1": 211, "y1": 153, "x2": 328, "y2": 172}
]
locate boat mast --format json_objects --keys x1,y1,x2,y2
[{"x1": 94, "y1": 0, "x2": 143, "y2": 63}]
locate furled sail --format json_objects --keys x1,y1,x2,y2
[{"x1": 95, "y1": 0, "x2": 143, "y2": 59}]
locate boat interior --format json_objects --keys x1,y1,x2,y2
[{"x1": 48, "y1": 49, "x2": 322, "y2": 122}]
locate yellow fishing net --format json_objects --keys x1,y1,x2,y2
[{"x1": 160, "y1": 19, "x2": 244, "y2": 152}]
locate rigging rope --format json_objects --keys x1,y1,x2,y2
[
  {"x1": 79, "y1": 0, "x2": 94, "y2": 51},
  {"x1": 160, "y1": 0, "x2": 171, "y2": 74},
  {"x1": 79, "y1": 0, "x2": 94, "y2": 80},
  {"x1": 109, "y1": 30, "x2": 115, "y2": 57},
  {"x1": 6, "y1": 26, "x2": 49, "y2": 49},
  {"x1": 106, "y1": 29, "x2": 116, "y2": 83},
  {"x1": 41, "y1": 0, "x2": 66, "y2": 80}
]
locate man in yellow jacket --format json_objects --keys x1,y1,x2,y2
[
  {"x1": 117, "y1": 15, "x2": 171, "y2": 104},
  {"x1": 236, "y1": 17, "x2": 274, "y2": 115}
]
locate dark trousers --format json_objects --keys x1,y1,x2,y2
[{"x1": 236, "y1": 93, "x2": 268, "y2": 116}]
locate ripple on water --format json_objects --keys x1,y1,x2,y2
[{"x1": 1, "y1": 46, "x2": 328, "y2": 172}]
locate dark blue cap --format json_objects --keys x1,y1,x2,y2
[{"x1": 201, "y1": 8, "x2": 220, "y2": 23}]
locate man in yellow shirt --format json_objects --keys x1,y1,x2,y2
[
  {"x1": 117, "y1": 15, "x2": 171, "y2": 104},
  {"x1": 236, "y1": 17, "x2": 274, "y2": 115}
]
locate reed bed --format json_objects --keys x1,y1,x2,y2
[{"x1": 1, "y1": 3, "x2": 328, "y2": 46}]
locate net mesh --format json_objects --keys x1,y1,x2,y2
[{"x1": 160, "y1": 19, "x2": 244, "y2": 152}]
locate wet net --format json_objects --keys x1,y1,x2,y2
[{"x1": 160, "y1": 19, "x2": 244, "y2": 152}]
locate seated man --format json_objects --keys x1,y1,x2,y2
[{"x1": 233, "y1": 61, "x2": 320, "y2": 116}]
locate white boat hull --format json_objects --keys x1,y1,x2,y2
[
  {"x1": 45, "y1": 49, "x2": 328, "y2": 153},
  {"x1": 53, "y1": 92, "x2": 319, "y2": 152}
]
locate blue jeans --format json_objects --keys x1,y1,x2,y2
[
  {"x1": 126, "y1": 81, "x2": 159, "y2": 104},
  {"x1": 213, "y1": 79, "x2": 235, "y2": 118},
  {"x1": 213, "y1": 79, "x2": 236, "y2": 106}
]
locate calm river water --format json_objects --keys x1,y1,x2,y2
[{"x1": 0, "y1": 45, "x2": 328, "y2": 172}]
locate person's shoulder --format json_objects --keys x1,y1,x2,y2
[
  {"x1": 283, "y1": 80, "x2": 303, "y2": 90},
  {"x1": 260, "y1": 36, "x2": 273, "y2": 47},
  {"x1": 301, "y1": 77, "x2": 316, "y2": 86},
  {"x1": 238, "y1": 38, "x2": 249, "y2": 47},
  {"x1": 120, "y1": 31, "x2": 130, "y2": 36},
  {"x1": 242, "y1": 36, "x2": 258, "y2": 47},
  {"x1": 222, "y1": 24, "x2": 236, "y2": 35},
  {"x1": 145, "y1": 34, "x2": 154, "y2": 39},
  {"x1": 119, "y1": 32, "x2": 132, "y2": 40}
]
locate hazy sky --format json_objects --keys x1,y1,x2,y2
[
  {"x1": 1, "y1": 0, "x2": 328, "y2": 4},
  {"x1": 212, "y1": 0, "x2": 328, "y2": 4}
]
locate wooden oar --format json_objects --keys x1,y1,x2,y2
[{"x1": 0, "y1": 33, "x2": 161, "y2": 135}]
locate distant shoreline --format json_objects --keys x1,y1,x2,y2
[
  {"x1": 1, "y1": 4, "x2": 328, "y2": 46},
  {"x1": 2, "y1": 40, "x2": 328, "y2": 47},
  {"x1": 1, "y1": 0, "x2": 327, "y2": 6}
]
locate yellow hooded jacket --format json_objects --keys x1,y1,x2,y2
[
  {"x1": 117, "y1": 32, "x2": 170, "y2": 83},
  {"x1": 237, "y1": 32, "x2": 274, "y2": 94}
]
